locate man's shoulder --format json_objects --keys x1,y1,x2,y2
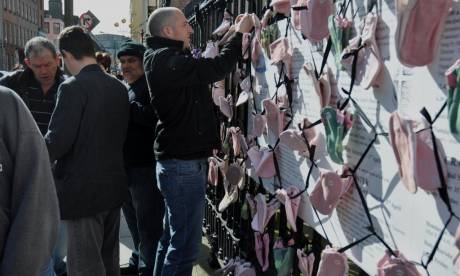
[
  {"x1": 0, "y1": 86, "x2": 28, "y2": 122},
  {"x1": 0, "y1": 70, "x2": 25, "y2": 87},
  {"x1": 60, "y1": 75, "x2": 77, "y2": 87},
  {"x1": 4, "y1": 69, "x2": 25, "y2": 79},
  {"x1": 56, "y1": 76, "x2": 83, "y2": 97},
  {"x1": 98, "y1": 71, "x2": 127, "y2": 90},
  {"x1": 56, "y1": 70, "x2": 69, "y2": 84},
  {"x1": 144, "y1": 47, "x2": 186, "y2": 78},
  {"x1": 64, "y1": 72, "x2": 126, "y2": 92},
  {"x1": 144, "y1": 47, "x2": 177, "y2": 63},
  {"x1": 0, "y1": 85, "x2": 20, "y2": 103}
]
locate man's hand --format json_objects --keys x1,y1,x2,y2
[{"x1": 235, "y1": 13, "x2": 254, "y2": 33}]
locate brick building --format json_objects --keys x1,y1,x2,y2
[{"x1": 1, "y1": 0, "x2": 44, "y2": 70}]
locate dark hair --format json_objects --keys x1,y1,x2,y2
[
  {"x1": 95, "y1": 51, "x2": 112, "y2": 73},
  {"x1": 58, "y1": 26, "x2": 95, "y2": 60}
]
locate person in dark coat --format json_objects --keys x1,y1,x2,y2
[
  {"x1": 117, "y1": 40, "x2": 164, "y2": 276},
  {"x1": 144, "y1": 7, "x2": 253, "y2": 276},
  {"x1": 45, "y1": 26, "x2": 129, "y2": 276}
]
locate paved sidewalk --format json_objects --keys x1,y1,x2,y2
[{"x1": 119, "y1": 212, "x2": 216, "y2": 276}]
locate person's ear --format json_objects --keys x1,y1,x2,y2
[
  {"x1": 24, "y1": 58, "x2": 31, "y2": 68},
  {"x1": 54, "y1": 54, "x2": 60, "y2": 65},
  {"x1": 163, "y1": 26, "x2": 174, "y2": 37},
  {"x1": 61, "y1": 50, "x2": 69, "y2": 59}
]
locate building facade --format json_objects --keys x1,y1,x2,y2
[
  {"x1": 129, "y1": 0, "x2": 160, "y2": 42},
  {"x1": 129, "y1": 0, "x2": 148, "y2": 42},
  {"x1": 44, "y1": 14, "x2": 64, "y2": 47},
  {"x1": 48, "y1": 0, "x2": 63, "y2": 20},
  {"x1": 1, "y1": 0, "x2": 44, "y2": 70}
]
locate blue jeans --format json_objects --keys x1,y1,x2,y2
[
  {"x1": 122, "y1": 165, "x2": 165, "y2": 276},
  {"x1": 153, "y1": 159, "x2": 207, "y2": 276}
]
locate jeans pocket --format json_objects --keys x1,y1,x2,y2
[
  {"x1": 177, "y1": 160, "x2": 205, "y2": 177},
  {"x1": 178, "y1": 160, "x2": 206, "y2": 198},
  {"x1": 156, "y1": 160, "x2": 180, "y2": 198}
]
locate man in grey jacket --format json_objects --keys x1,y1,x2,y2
[
  {"x1": 45, "y1": 26, "x2": 129, "y2": 276},
  {"x1": 0, "y1": 86, "x2": 59, "y2": 275}
]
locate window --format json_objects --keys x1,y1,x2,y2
[
  {"x1": 4, "y1": 21, "x2": 10, "y2": 43},
  {"x1": 44, "y1": 21, "x2": 49, "y2": 33},
  {"x1": 21, "y1": 27, "x2": 24, "y2": 46},
  {"x1": 53, "y1": 22, "x2": 60, "y2": 34},
  {"x1": 15, "y1": 25, "x2": 19, "y2": 45},
  {"x1": 7, "y1": 22, "x2": 11, "y2": 44},
  {"x1": 13, "y1": 24, "x2": 17, "y2": 45}
]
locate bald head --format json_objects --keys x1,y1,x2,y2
[
  {"x1": 148, "y1": 7, "x2": 181, "y2": 37},
  {"x1": 147, "y1": 7, "x2": 194, "y2": 50}
]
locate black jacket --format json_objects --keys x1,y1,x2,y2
[
  {"x1": 144, "y1": 33, "x2": 243, "y2": 160},
  {"x1": 45, "y1": 64, "x2": 130, "y2": 219},
  {"x1": 0, "y1": 68, "x2": 66, "y2": 135},
  {"x1": 124, "y1": 75, "x2": 157, "y2": 166}
]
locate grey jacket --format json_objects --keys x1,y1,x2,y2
[
  {"x1": 0, "y1": 86, "x2": 59, "y2": 275},
  {"x1": 45, "y1": 64, "x2": 130, "y2": 219}
]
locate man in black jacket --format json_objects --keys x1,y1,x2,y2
[
  {"x1": 0, "y1": 37, "x2": 66, "y2": 136},
  {"x1": 117, "y1": 41, "x2": 164, "y2": 276},
  {"x1": 144, "y1": 7, "x2": 253, "y2": 276},
  {"x1": 45, "y1": 26, "x2": 129, "y2": 276}
]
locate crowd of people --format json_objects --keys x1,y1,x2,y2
[{"x1": 0, "y1": 7, "x2": 253, "y2": 276}]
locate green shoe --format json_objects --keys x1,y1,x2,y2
[
  {"x1": 261, "y1": 24, "x2": 281, "y2": 60},
  {"x1": 335, "y1": 120, "x2": 345, "y2": 164},
  {"x1": 328, "y1": 0, "x2": 353, "y2": 70},
  {"x1": 322, "y1": 107, "x2": 342, "y2": 164},
  {"x1": 328, "y1": 15, "x2": 343, "y2": 70},
  {"x1": 322, "y1": 107, "x2": 353, "y2": 164}
]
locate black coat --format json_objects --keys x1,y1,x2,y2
[
  {"x1": 144, "y1": 33, "x2": 243, "y2": 160},
  {"x1": 45, "y1": 64, "x2": 130, "y2": 219},
  {"x1": 0, "y1": 68, "x2": 66, "y2": 135},
  {"x1": 124, "y1": 75, "x2": 157, "y2": 167}
]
